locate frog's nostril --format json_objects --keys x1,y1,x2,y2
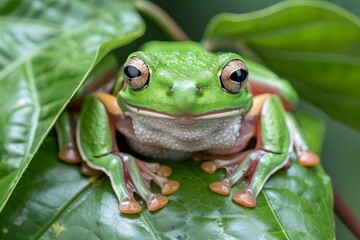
[
  {"x1": 196, "y1": 86, "x2": 203, "y2": 93},
  {"x1": 168, "y1": 86, "x2": 173, "y2": 92}
]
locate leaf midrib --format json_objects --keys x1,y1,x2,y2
[
  {"x1": 0, "y1": 0, "x2": 129, "y2": 80},
  {"x1": 23, "y1": 61, "x2": 40, "y2": 165},
  {"x1": 262, "y1": 191, "x2": 290, "y2": 240}
]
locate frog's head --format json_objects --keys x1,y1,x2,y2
[{"x1": 117, "y1": 41, "x2": 252, "y2": 119}]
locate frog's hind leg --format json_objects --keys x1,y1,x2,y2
[
  {"x1": 201, "y1": 94, "x2": 292, "y2": 207},
  {"x1": 78, "y1": 94, "x2": 179, "y2": 214}
]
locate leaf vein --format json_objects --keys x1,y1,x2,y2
[
  {"x1": 24, "y1": 62, "x2": 40, "y2": 159},
  {"x1": 262, "y1": 191, "x2": 290, "y2": 240},
  {"x1": 0, "y1": 20, "x2": 96, "y2": 81}
]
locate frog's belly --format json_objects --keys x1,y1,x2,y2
[{"x1": 125, "y1": 112, "x2": 242, "y2": 160}]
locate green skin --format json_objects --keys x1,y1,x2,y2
[
  {"x1": 68, "y1": 41, "x2": 314, "y2": 214},
  {"x1": 118, "y1": 42, "x2": 252, "y2": 115}
]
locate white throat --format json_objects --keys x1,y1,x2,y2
[{"x1": 126, "y1": 112, "x2": 242, "y2": 157}]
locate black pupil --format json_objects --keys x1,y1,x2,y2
[
  {"x1": 124, "y1": 65, "x2": 141, "y2": 78},
  {"x1": 230, "y1": 69, "x2": 248, "y2": 83}
]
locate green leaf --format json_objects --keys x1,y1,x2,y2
[
  {"x1": 0, "y1": 115, "x2": 334, "y2": 239},
  {"x1": 0, "y1": 0, "x2": 144, "y2": 212},
  {"x1": 203, "y1": 0, "x2": 360, "y2": 131}
]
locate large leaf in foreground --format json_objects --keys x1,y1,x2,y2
[
  {"x1": 0, "y1": 0, "x2": 144, "y2": 212},
  {"x1": 203, "y1": 1, "x2": 360, "y2": 131},
  {"x1": 0, "y1": 115, "x2": 334, "y2": 239}
]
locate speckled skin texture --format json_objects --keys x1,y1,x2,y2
[{"x1": 121, "y1": 112, "x2": 243, "y2": 160}]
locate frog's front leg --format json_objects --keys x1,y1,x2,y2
[
  {"x1": 201, "y1": 94, "x2": 292, "y2": 207},
  {"x1": 78, "y1": 93, "x2": 179, "y2": 214}
]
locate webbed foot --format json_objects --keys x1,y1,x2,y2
[
  {"x1": 197, "y1": 95, "x2": 293, "y2": 208},
  {"x1": 198, "y1": 149, "x2": 290, "y2": 208},
  {"x1": 87, "y1": 153, "x2": 179, "y2": 214}
]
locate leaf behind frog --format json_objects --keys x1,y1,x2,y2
[{"x1": 203, "y1": 0, "x2": 360, "y2": 131}]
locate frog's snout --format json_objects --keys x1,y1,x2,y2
[
  {"x1": 168, "y1": 80, "x2": 202, "y2": 113},
  {"x1": 168, "y1": 83, "x2": 202, "y2": 93}
]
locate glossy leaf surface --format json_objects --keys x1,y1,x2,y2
[
  {"x1": 0, "y1": 115, "x2": 334, "y2": 239},
  {"x1": 203, "y1": 0, "x2": 360, "y2": 131},
  {"x1": 0, "y1": 0, "x2": 144, "y2": 211},
  {"x1": 0, "y1": 1, "x2": 338, "y2": 238}
]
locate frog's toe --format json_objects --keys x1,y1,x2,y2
[
  {"x1": 147, "y1": 195, "x2": 169, "y2": 212},
  {"x1": 157, "y1": 165, "x2": 172, "y2": 177},
  {"x1": 298, "y1": 150, "x2": 319, "y2": 166},
  {"x1": 232, "y1": 190, "x2": 256, "y2": 208},
  {"x1": 201, "y1": 161, "x2": 217, "y2": 174},
  {"x1": 119, "y1": 199, "x2": 142, "y2": 214},
  {"x1": 58, "y1": 147, "x2": 81, "y2": 164},
  {"x1": 209, "y1": 179, "x2": 230, "y2": 195},
  {"x1": 161, "y1": 180, "x2": 180, "y2": 195}
]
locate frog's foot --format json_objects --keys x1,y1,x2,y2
[
  {"x1": 136, "y1": 160, "x2": 180, "y2": 196},
  {"x1": 58, "y1": 147, "x2": 81, "y2": 164},
  {"x1": 202, "y1": 149, "x2": 290, "y2": 207},
  {"x1": 90, "y1": 153, "x2": 179, "y2": 214},
  {"x1": 201, "y1": 95, "x2": 292, "y2": 208}
]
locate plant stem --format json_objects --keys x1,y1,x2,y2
[
  {"x1": 334, "y1": 188, "x2": 360, "y2": 239},
  {"x1": 135, "y1": 0, "x2": 190, "y2": 41}
]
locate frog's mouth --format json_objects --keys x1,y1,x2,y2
[{"x1": 124, "y1": 103, "x2": 250, "y2": 120}]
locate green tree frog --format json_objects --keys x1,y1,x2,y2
[{"x1": 56, "y1": 41, "x2": 319, "y2": 214}]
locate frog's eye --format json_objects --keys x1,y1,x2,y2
[
  {"x1": 220, "y1": 59, "x2": 248, "y2": 94},
  {"x1": 123, "y1": 56, "x2": 150, "y2": 91}
]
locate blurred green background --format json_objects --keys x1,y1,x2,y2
[{"x1": 147, "y1": 0, "x2": 360, "y2": 239}]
